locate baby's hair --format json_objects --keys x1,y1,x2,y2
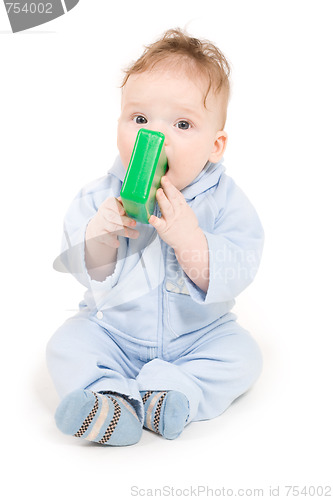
[{"x1": 121, "y1": 28, "x2": 231, "y2": 127}]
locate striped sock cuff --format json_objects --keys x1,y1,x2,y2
[
  {"x1": 141, "y1": 390, "x2": 168, "y2": 435},
  {"x1": 140, "y1": 390, "x2": 190, "y2": 440}
]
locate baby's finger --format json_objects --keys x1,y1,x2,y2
[
  {"x1": 103, "y1": 210, "x2": 137, "y2": 229},
  {"x1": 114, "y1": 225, "x2": 140, "y2": 240},
  {"x1": 121, "y1": 214, "x2": 137, "y2": 228},
  {"x1": 99, "y1": 224, "x2": 140, "y2": 246},
  {"x1": 103, "y1": 196, "x2": 126, "y2": 216},
  {"x1": 116, "y1": 197, "x2": 126, "y2": 214},
  {"x1": 160, "y1": 176, "x2": 185, "y2": 208},
  {"x1": 149, "y1": 214, "x2": 167, "y2": 232},
  {"x1": 156, "y1": 187, "x2": 174, "y2": 219}
]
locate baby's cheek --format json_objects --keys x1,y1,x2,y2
[{"x1": 117, "y1": 138, "x2": 133, "y2": 169}]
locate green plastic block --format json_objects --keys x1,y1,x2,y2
[{"x1": 120, "y1": 129, "x2": 168, "y2": 224}]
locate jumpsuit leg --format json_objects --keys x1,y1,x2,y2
[
  {"x1": 46, "y1": 315, "x2": 145, "y2": 421},
  {"x1": 136, "y1": 321, "x2": 263, "y2": 423}
]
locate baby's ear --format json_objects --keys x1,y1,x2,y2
[{"x1": 209, "y1": 131, "x2": 228, "y2": 163}]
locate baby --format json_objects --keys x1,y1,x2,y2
[{"x1": 47, "y1": 28, "x2": 264, "y2": 446}]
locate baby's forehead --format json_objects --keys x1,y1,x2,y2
[
  {"x1": 136, "y1": 57, "x2": 209, "y2": 86},
  {"x1": 123, "y1": 62, "x2": 215, "y2": 101}
]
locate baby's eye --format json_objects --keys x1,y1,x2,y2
[
  {"x1": 133, "y1": 115, "x2": 148, "y2": 125},
  {"x1": 175, "y1": 120, "x2": 191, "y2": 130}
]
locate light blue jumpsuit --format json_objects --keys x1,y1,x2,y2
[{"x1": 46, "y1": 157, "x2": 264, "y2": 424}]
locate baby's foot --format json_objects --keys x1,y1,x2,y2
[
  {"x1": 55, "y1": 389, "x2": 142, "y2": 446},
  {"x1": 140, "y1": 390, "x2": 189, "y2": 440}
]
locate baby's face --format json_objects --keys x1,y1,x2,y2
[{"x1": 117, "y1": 66, "x2": 227, "y2": 191}]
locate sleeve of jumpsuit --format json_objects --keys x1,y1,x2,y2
[
  {"x1": 183, "y1": 173, "x2": 265, "y2": 304},
  {"x1": 53, "y1": 174, "x2": 127, "y2": 290}
]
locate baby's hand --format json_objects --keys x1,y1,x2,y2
[
  {"x1": 85, "y1": 196, "x2": 139, "y2": 249},
  {"x1": 149, "y1": 176, "x2": 200, "y2": 250}
]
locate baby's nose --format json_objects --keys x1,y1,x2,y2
[
  {"x1": 162, "y1": 134, "x2": 169, "y2": 147},
  {"x1": 151, "y1": 124, "x2": 169, "y2": 146}
]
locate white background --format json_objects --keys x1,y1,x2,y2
[{"x1": 1, "y1": 0, "x2": 332, "y2": 498}]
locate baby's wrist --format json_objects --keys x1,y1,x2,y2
[{"x1": 173, "y1": 227, "x2": 204, "y2": 255}]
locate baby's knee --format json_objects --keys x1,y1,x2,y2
[
  {"x1": 46, "y1": 327, "x2": 66, "y2": 374},
  {"x1": 45, "y1": 319, "x2": 80, "y2": 367},
  {"x1": 235, "y1": 331, "x2": 263, "y2": 388},
  {"x1": 46, "y1": 323, "x2": 68, "y2": 360}
]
